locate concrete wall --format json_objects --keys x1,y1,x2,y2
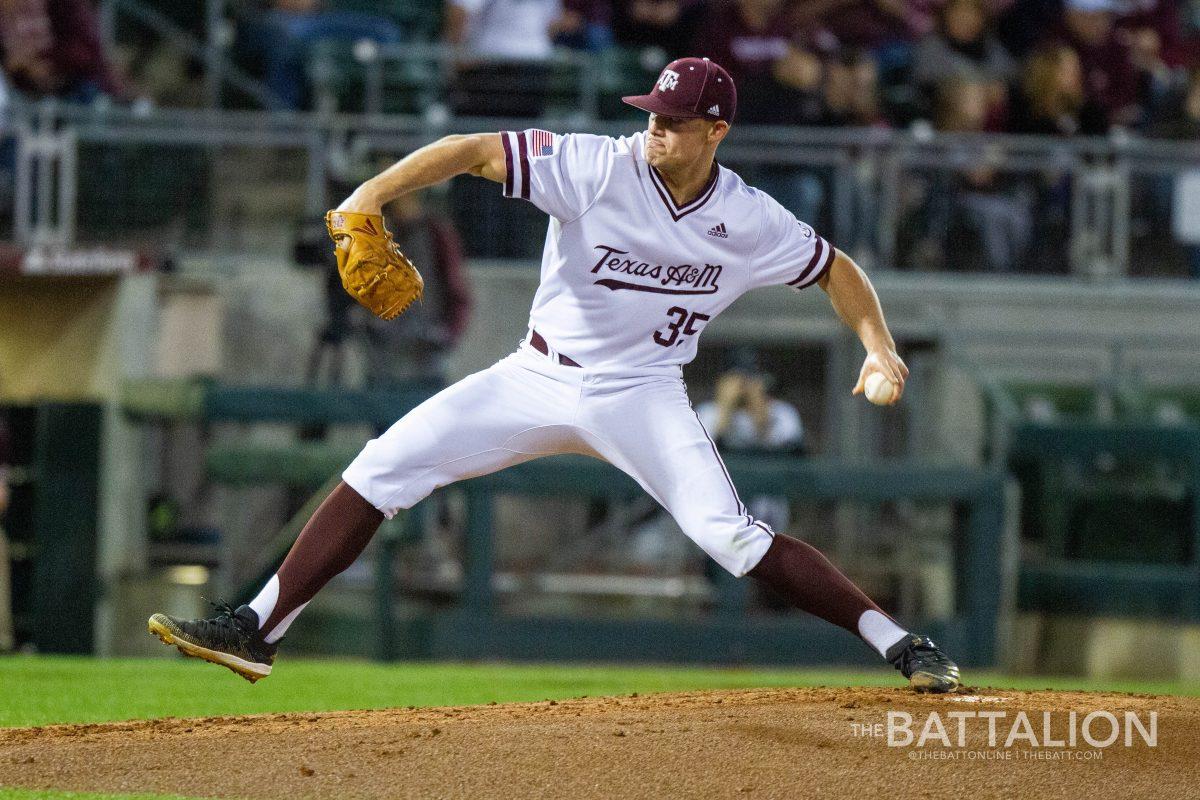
[{"x1": 454, "y1": 266, "x2": 1200, "y2": 380}]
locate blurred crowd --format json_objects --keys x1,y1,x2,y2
[
  {"x1": 2, "y1": 1, "x2": 1198, "y2": 137},
  {"x1": 459, "y1": 0, "x2": 1200, "y2": 137},
  {"x1": 1, "y1": 1, "x2": 1198, "y2": 275},
  {"x1": 0, "y1": 0, "x2": 121, "y2": 107}
]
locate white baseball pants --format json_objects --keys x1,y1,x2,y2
[{"x1": 343, "y1": 341, "x2": 775, "y2": 576}]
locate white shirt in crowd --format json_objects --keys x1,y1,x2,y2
[
  {"x1": 694, "y1": 399, "x2": 804, "y2": 450},
  {"x1": 450, "y1": 0, "x2": 562, "y2": 60}
]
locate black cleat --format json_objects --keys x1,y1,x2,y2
[
  {"x1": 886, "y1": 634, "x2": 961, "y2": 694},
  {"x1": 148, "y1": 602, "x2": 276, "y2": 683}
]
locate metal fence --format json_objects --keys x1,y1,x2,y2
[{"x1": 3, "y1": 97, "x2": 1199, "y2": 279}]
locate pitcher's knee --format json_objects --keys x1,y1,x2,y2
[
  {"x1": 688, "y1": 518, "x2": 775, "y2": 577},
  {"x1": 341, "y1": 457, "x2": 427, "y2": 520}
]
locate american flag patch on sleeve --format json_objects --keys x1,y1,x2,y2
[
  {"x1": 500, "y1": 129, "x2": 561, "y2": 200},
  {"x1": 529, "y1": 129, "x2": 556, "y2": 157}
]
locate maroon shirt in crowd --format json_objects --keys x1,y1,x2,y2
[
  {"x1": 692, "y1": 2, "x2": 801, "y2": 82},
  {"x1": 609, "y1": 0, "x2": 706, "y2": 55},
  {"x1": 691, "y1": 1, "x2": 826, "y2": 124},
  {"x1": 1115, "y1": 0, "x2": 1192, "y2": 69},
  {"x1": 427, "y1": 217, "x2": 472, "y2": 344},
  {"x1": 1054, "y1": 23, "x2": 1141, "y2": 125},
  {"x1": 0, "y1": 0, "x2": 122, "y2": 97},
  {"x1": 789, "y1": 0, "x2": 919, "y2": 52}
]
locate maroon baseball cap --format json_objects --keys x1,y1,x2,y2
[{"x1": 622, "y1": 57, "x2": 737, "y2": 124}]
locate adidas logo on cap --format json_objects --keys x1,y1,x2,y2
[
  {"x1": 708, "y1": 104, "x2": 720, "y2": 116},
  {"x1": 707, "y1": 222, "x2": 728, "y2": 238}
]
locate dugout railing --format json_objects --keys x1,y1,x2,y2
[
  {"x1": 225, "y1": 451, "x2": 1008, "y2": 669},
  {"x1": 119, "y1": 376, "x2": 1010, "y2": 668},
  {"x1": 968, "y1": 373, "x2": 1200, "y2": 624},
  {"x1": 956, "y1": 329, "x2": 1200, "y2": 624},
  {"x1": 121, "y1": 371, "x2": 1200, "y2": 666},
  {"x1": 117, "y1": 348, "x2": 1200, "y2": 664}
]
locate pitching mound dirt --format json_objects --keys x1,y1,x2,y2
[{"x1": 1, "y1": 687, "x2": 1197, "y2": 799}]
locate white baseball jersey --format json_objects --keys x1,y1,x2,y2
[
  {"x1": 342, "y1": 127, "x2": 839, "y2": 579},
  {"x1": 499, "y1": 128, "x2": 836, "y2": 373}
]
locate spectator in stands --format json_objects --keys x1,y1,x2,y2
[
  {"x1": 444, "y1": 0, "x2": 572, "y2": 254},
  {"x1": 909, "y1": 79, "x2": 1033, "y2": 272},
  {"x1": 996, "y1": 0, "x2": 1060, "y2": 57},
  {"x1": 822, "y1": 48, "x2": 888, "y2": 127},
  {"x1": 692, "y1": 1, "x2": 828, "y2": 227},
  {"x1": 0, "y1": 0, "x2": 122, "y2": 101},
  {"x1": 611, "y1": 0, "x2": 705, "y2": 57},
  {"x1": 912, "y1": 0, "x2": 1015, "y2": 125},
  {"x1": 789, "y1": 0, "x2": 920, "y2": 61},
  {"x1": 1114, "y1": 0, "x2": 1193, "y2": 72},
  {"x1": 695, "y1": 351, "x2": 804, "y2": 535},
  {"x1": 1007, "y1": 43, "x2": 1102, "y2": 274},
  {"x1": 1053, "y1": 0, "x2": 1143, "y2": 127},
  {"x1": 692, "y1": 0, "x2": 826, "y2": 125},
  {"x1": 699, "y1": 355, "x2": 805, "y2": 455},
  {"x1": 1010, "y1": 42, "x2": 1107, "y2": 135},
  {"x1": 445, "y1": 0, "x2": 570, "y2": 117},
  {"x1": 819, "y1": 49, "x2": 888, "y2": 255},
  {"x1": 557, "y1": 0, "x2": 612, "y2": 51},
  {"x1": 252, "y1": 0, "x2": 403, "y2": 110},
  {"x1": 1112, "y1": 0, "x2": 1198, "y2": 127}
]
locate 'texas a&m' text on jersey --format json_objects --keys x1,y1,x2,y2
[{"x1": 500, "y1": 129, "x2": 836, "y2": 373}]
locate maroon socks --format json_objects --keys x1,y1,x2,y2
[
  {"x1": 245, "y1": 484, "x2": 905, "y2": 657},
  {"x1": 747, "y1": 533, "x2": 908, "y2": 657},
  {"x1": 248, "y1": 481, "x2": 383, "y2": 643}
]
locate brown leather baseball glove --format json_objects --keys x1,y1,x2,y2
[{"x1": 324, "y1": 210, "x2": 424, "y2": 320}]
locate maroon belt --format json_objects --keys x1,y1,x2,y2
[{"x1": 530, "y1": 330, "x2": 581, "y2": 367}]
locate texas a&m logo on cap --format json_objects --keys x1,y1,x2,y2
[{"x1": 622, "y1": 57, "x2": 738, "y2": 123}]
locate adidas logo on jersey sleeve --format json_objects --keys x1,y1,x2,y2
[{"x1": 707, "y1": 222, "x2": 728, "y2": 238}]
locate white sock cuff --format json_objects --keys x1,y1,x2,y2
[
  {"x1": 248, "y1": 575, "x2": 280, "y2": 630},
  {"x1": 857, "y1": 609, "x2": 908, "y2": 658}
]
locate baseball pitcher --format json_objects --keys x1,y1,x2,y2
[{"x1": 150, "y1": 58, "x2": 960, "y2": 693}]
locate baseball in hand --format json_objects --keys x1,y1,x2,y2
[{"x1": 864, "y1": 372, "x2": 897, "y2": 406}]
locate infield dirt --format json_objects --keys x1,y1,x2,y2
[{"x1": 1, "y1": 687, "x2": 1196, "y2": 800}]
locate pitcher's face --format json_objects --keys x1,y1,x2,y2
[{"x1": 645, "y1": 114, "x2": 726, "y2": 170}]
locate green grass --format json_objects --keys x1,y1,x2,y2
[
  {"x1": 1, "y1": 658, "x2": 1197, "y2": 800},
  {"x1": 1, "y1": 655, "x2": 1197, "y2": 729}
]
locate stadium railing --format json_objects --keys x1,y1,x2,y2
[{"x1": 5, "y1": 97, "x2": 1198, "y2": 280}]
